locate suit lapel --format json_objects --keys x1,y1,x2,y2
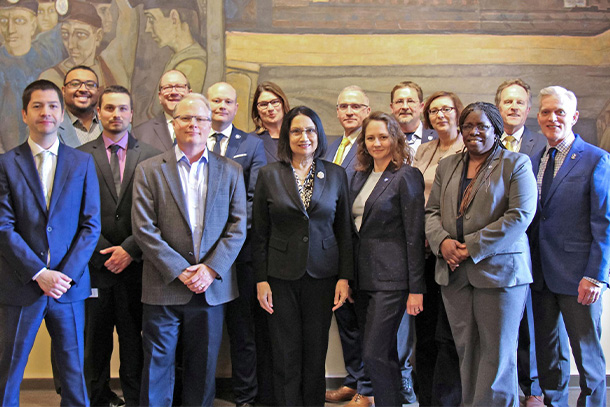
[
  {"x1": 154, "y1": 116, "x2": 174, "y2": 151},
  {"x1": 342, "y1": 145, "x2": 357, "y2": 169},
  {"x1": 460, "y1": 152, "x2": 502, "y2": 214},
  {"x1": 203, "y1": 153, "x2": 223, "y2": 230},
  {"x1": 519, "y1": 127, "x2": 534, "y2": 157},
  {"x1": 280, "y1": 163, "x2": 307, "y2": 214},
  {"x1": 308, "y1": 158, "x2": 326, "y2": 213},
  {"x1": 362, "y1": 163, "x2": 395, "y2": 223},
  {"x1": 160, "y1": 150, "x2": 190, "y2": 226},
  {"x1": 118, "y1": 135, "x2": 141, "y2": 206},
  {"x1": 57, "y1": 111, "x2": 81, "y2": 148},
  {"x1": 349, "y1": 170, "x2": 368, "y2": 206},
  {"x1": 48, "y1": 143, "x2": 70, "y2": 214},
  {"x1": 225, "y1": 128, "x2": 242, "y2": 159},
  {"x1": 544, "y1": 136, "x2": 583, "y2": 205},
  {"x1": 442, "y1": 155, "x2": 464, "y2": 220},
  {"x1": 90, "y1": 137, "x2": 119, "y2": 203},
  {"x1": 14, "y1": 143, "x2": 47, "y2": 213}
]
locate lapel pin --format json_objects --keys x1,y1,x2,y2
[
  {"x1": 235, "y1": 134, "x2": 241, "y2": 139},
  {"x1": 571, "y1": 154, "x2": 576, "y2": 159},
  {"x1": 384, "y1": 178, "x2": 389, "y2": 182},
  {"x1": 317, "y1": 171, "x2": 324, "y2": 179}
]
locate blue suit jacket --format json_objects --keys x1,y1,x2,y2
[
  {"x1": 325, "y1": 136, "x2": 359, "y2": 181},
  {"x1": 0, "y1": 142, "x2": 101, "y2": 306},
  {"x1": 530, "y1": 135, "x2": 610, "y2": 295}
]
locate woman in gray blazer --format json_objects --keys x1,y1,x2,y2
[
  {"x1": 425, "y1": 102, "x2": 538, "y2": 406},
  {"x1": 350, "y1": 112, "x2": 426, "y2": 407}
]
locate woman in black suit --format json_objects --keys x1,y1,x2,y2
[
  {"x1": 251, "y1": 81, "x2": 291, "y2": 163},
  {"x1": 252, "y1": 106, "x2": 353, "y2": 406},
  {"x1": 350, "y1": 111, "x2": 426, "y2": 407}
]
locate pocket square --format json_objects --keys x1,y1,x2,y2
[{"x1": 233, "y1": 153, "x2": 247, "y2": 158}]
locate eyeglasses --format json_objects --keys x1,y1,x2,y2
[
  {"x1": 257, "y1": 99, "x2": 282, "y2": 109},
  {"x1": 428, "y1": 106, "x2": 455, "y2": 116},
  {"x1": 173, "y1": 115, "x2": 212, "y2": 125},
  {"x1": 289, "y1": 127, "x2": 317, "y2": 137},
  {"x1": 64, "y1": 80, "x2": 98, "y2": 90},
  {"x1": 461, "y1": 124, "x2": 492, "y2": 132},
  {"x1": 337, "y1": 103, "x2": 368, "y2": 112},
  {"x1": 392, "y1": 98, "x2": 420, "y2": 107},
  {"x1": 160, "y1": 84, "x2": 189, "y2": 94}
]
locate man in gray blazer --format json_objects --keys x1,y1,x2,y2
[{"x1": 132, "y1": 93, "x2": 247, "y2": 406}]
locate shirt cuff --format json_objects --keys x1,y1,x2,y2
[
  {"x1": 583, "y1": 276, "x2": 602, "y2": 287},
  {"x1": 32, "y1": 267, "x2": 48, "y2": 281}
]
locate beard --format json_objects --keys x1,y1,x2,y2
[{"x1": 67, "y1": 102, "x2": 95, "y2": 116}]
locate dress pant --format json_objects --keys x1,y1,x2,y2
[
  {"x1": 354, "y1": 289, "x2": 407, "y2": 407},
  {"x1": 531, "y1": 283, "x2": 606, "y2": 407},
  {"x1": 442, "y1": 266, "x2": 527, "y2": 407},
  {"x1": 85, "y1": 278, "x2": 143, "y2": 406},
  {"x1": 140, "y1": 294, "x2": 225, "y2": 407},
  {"x1": 396, "y1": 309, "x2": 415, "y2": 397},
  {"x1": 267, "y1": 274, "x2": 336, "y2": 407},
  {"x1": 0, "y1": 296, "x2": 89, "y2": 407},
  {"x1": 334, "y1": 300, "x2": 369, "y2": 394},
  {"x1": 517, "y1": 288, "x2": 542, "y2": 398}
]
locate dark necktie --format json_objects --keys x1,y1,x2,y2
[
  {"x1": 405, "y1": 132, "x2": 415, "y2": 143},
  {"x1": 109, "y1": 144, "x2": 121, "y2": 196},
  {"x1": 540, "y1": 147, "x2": 557, "y2": 205},
  {"x1": 212, "y1": 133, "x2": 224, "y2": 154}
]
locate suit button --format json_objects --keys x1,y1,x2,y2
[
  {"x1": 302, "y1": 236, "x2": 309, "y2": 242},
  {"x1": 465, "y1": 215, "x2": 471, "y2": 220},
  {"x1": 40, "y1": 252, "x2": 45, "y2": 256},
  {"x1": 116, "y1": 215, "x2": 120, "y2": 220},
  {"x1": 47, "y1": 227, "x2": 52, "y2": 232},
  {"x1": 188, "y1": 251, "x2": 194, "y2": 256}
]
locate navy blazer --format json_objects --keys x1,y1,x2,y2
[
  {"x1": 530, "y1": 135, "x2": 610, "y2": 295},
  {"x1": 0, "y1": 142, "x2": 101, "y2": 306},
  {"x1": 325, "y1": 136, "x2": 359, "y2": 181},
  {"x1": 252, "y1": 159, "x2": 353, "y2": 282},
  {"x1": 350, "y1": 162, "x2": 426, "y2": 292}
]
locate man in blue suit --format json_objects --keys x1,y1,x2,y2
[
  {"x1": 206, "y1": 81, "x2": 267, "y2": 407},
  {"x1": 495, "y1": 78, "x2": 546, "y2": 407},
  {"x1": 0, "y1": 79, "x2": 101, "y2": 406},
  {"x1": 530, "y1": 86, "x2": 610, "y2": 407}
]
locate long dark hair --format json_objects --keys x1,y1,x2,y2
[{"x1": 277, "y1": 106, "x2": 328, "y2": 164}]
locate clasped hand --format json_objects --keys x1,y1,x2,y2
[
  {"x1": 178, "y1": 264, "x2": 218, "y2": 294},
  {"x1": 440, "y1": 238, "x2": 469, "y2": 271}
]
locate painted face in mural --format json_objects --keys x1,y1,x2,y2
[
  {"x1": 391, "y1": 87, "x2": 424, "y2": 131},
  {"x1": 208, "y1": 82, "x2": 239, "y2": 131},
  {"x1": 461, "y1": 109, "x2": 496, "y2": 157},
  {"x1": 37, "y1": 2, "x2": 58, "y2": 32},
  {"x1": 63, "y1": 68, "x2": 100, "y2": 116},
  {"x1": 61, "y1": 20, "x2": 103, "y2": 66},
  {"x1": 498, "y1": 85, "x2": 531, "y2": 135},
  {"x1": 537, "y1": 94, "x2": 579, "y2": 147},
  {"x1": 98, "y1": 92, "x2": 133, "y2": 137},
  {"x1": 428, "y1": 96, "x2": 458, "y2": 136},
  {"x1": 0, "y1": 7, "x2": 37, "y2": 56},
  {"x1": 144, "y1": 8, "x2": 175, "y2": 49},
  {"x1": 22, "y1": 89, "x2": 64, "y2": 141},
  {"x1": 336, "y1": 90, "x2": 370, "y2": 137},
  {"x1": 257, "y1": 91, "x2": 284, "y2": 130},
  {"x1": 158, "y1": 70, "x2": 191, "y2": 116},
  {"x1": 93, "y1": 3, "x2": 113, "y2": 34}
]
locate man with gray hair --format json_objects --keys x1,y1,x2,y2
[
  {"x1": 390, "y1": 80, "x2": 436, "y2": 152},
  {"x1": 529, "y1": 86, "x2": 610, "y2": 407},
  {"x1": 132, "y1": 93, "x2": 247, "y2": 406}
]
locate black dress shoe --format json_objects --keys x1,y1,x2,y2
[{"x1": 109, "y1": 394, "x2": 126, "y2": 407}]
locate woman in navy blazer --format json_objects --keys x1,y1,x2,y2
[
  {"x1": 252, "y1": 106, "x2": 353, "y2": 406},
  {"x1": 349, "y1": 111, "x2": 426, "y2": 407}
]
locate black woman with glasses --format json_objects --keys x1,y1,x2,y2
[
  {"x1": 251, "y1": 81, "x2": 291, "y2": 163},
  {"x1": 253, "y1": 106, "x2": 353, "y2": 406}
]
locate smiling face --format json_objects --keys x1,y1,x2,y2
[
  {"x1": 462, "y1": 109, "x2": 496, "y2": 157},
  {"x1": 428, "y1": 96, "x2": 458, "y2": 136},
  {"x1": 257, "y1": 91, "x2": 284, "y2": 130},
  {"x1": 158, "y1": 70, "x2": 190, "y2": 116},
  {"x1": 0, "y1": 7, "x2": 37, "y2": 56},
  {"x1": 172, "y1": 98, "x2": 212, "y2": 152},
  {"x1": 498, "y1": 84, "x2": 530, "y2": 135},
  {"x1": 207, "y1": 82, "x2": 238, "y2": 131},
  {"x1": 391, "y1": 86, "x2": 424, "y2": 132},
  {"x1": 62, "y1": 68, "x2": 99, "y2": 116},
  {"x1": 22, "y1": 89, "x2": 64, "y2": 142},
  {"x1": 364, "y1": 119, "x2": 393, "y2": 166},
  {"x1": 98, "y1": 92, "x2": 132, "y2": 139},
  {"x1": 537, "y1": 95, "x2": 579, "y2": 147},
  {"x1": 37, "y1": 2, "x2": 58, "y2": 32},
  {"x1": 61, "y1": 20, "x2": 102, "y2": 66},
  {"x1": 336, "y1": 90, "x2": 370, "y2": 137},
  {"x1": 289, "y1": 114, "x2": 318, "y2": 161}
]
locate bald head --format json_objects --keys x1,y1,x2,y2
[
  {"x1": 336, "y1": 85, "x2": 370, "y2": 137},
  {"x1": 207, "y1": 82, "x2": 239, "y2": 131},
  {"x1": 158, "y1": 70, "x2": 191, "y2": 116}
]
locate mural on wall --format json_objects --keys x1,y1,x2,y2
[{"x1": 1, "y1": 0, "x2": 609, "y2": 154}]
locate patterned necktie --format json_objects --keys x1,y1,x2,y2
[
  {"x1": 540, "y1": 147, "x2": 557, "y2": 205},
  {"x1": 212, "y1": 133, "x2": 224, "y2": 154},
  {"x1": 37, "y1": 150, "x2": 52, "y2": 208},
  {"x1": 109, "y1": 144, "x2": 122, "y2": 196},
  {"x1": 503, "y1": 135, "x2": 517, "y2": 152},
  {"x1": 334, "y1": 137, "x2": 350, "y2": 165}
]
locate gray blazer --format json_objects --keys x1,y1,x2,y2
[
  {"x1": 425, "y1": 150, "x2": 537, "y2": 288},
  {"x1": 133, "y1": 115, "x2": 174, "y2": 152},
  {"x1": 132, "y1": 148, "x2": 247, "y2": 306},
  {"x1": 57, "y1": 110, "x2": 95, "y2": 148}
]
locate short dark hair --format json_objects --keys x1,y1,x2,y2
[
  {"x1": 251, "y1": 81, "x2": 290, "y2": 134},
  {"x1": 63, "y1": 65, "x2": 99, "y2": 85},
  {"x1": 98, "y1": 85, "x2": 132, "y2": 110},
  {"x1": 356, "y1": 111, "x2": 413, "y2": 172},
  {"x1": 495, "y1": 78, "x2": 532, "y2": 108},
  {"x1": 277, "y1": 106, "x2": 327, "y2": 164},
  {"x1": 390, "y1": 81, "x2": 423, "y2": 104},
  {"x1": 422, "y1": 91, "x2": 464, "y2": 130},
  {"x1": 22, "y1": 80, "x2": 63, "y2": 112}
]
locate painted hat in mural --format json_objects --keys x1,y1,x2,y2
[
  {"x1": 0, "y1": 0, "x2": 38, "y2": 13},
  {"x1": 60, "y1": 0, "x2": 102, "y2": 27},
  {"x1": 137, "y1": 0, "x2": 198, "y2": 12}
]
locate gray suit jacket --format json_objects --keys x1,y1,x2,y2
[
  {"x1": 425, "y1": 150, "x2": 537, "y2": 288},
  {"x1": 132, "y1": 148, "x2": 247, "y2": 306},
  {"x1": 57, "y1": 110, "x2": 97, "y2": 148},
  {"x1": 518, "y1": 126, "x2": 546, "y2": 159},
  {"x1": 133, "y1": 115, "x2": 173, "y2": 152}
]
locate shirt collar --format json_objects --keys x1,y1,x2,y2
[
  {"x1": 102, "y1": 133, "x2": 129, "y2": 150},
  {"x1": 546, "y1": 132, "x2": 575, "y2": 155},
  {"x1": 28, "y1": 136, "x2": 60, "y2": 157},
  {"x1": 175, "y1": 144, "x2": 209, "y2": 166},
  {"x1": 342, "y1": 129, "x2": 360, "y2": 145},
  {"x1": 413, "y1": 122, "x2": 424, "y2": 139},
  {"x1": 502, "y1": 126, "x2": 525, "y2": 143},
  {"x1": 210, "y1": 123, "x2": 233, "y2": 139},
  {"x1": 67, "y1": 109, "x2": 98, "y2": 127},
  {"x1": 164, "y1": 112, "x2": 173, "y2": 124}
]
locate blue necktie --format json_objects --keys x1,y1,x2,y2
[{"x1": 540, "y1": 148, "x2": 557, "y2": 205}]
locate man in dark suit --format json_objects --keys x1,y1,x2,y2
[
  {"x1": 78, "y1": 86, "x2": 160, "y2": 407},
  {"x1": 132, "y1": 93, "x2": 247, "y2": 406},
  {"x1": 325, "y1": 85, "x2": 370, "y2": 407},
  {"x1": 530, "y1": 86, "x2": 610, "y2": 407},
  {"x1": 495, "y1": 78, "x2": 546, "y2": 407},
  {"x1": 0, "y1": 79, "x2": 101, "y2": 406},
  {"x1": 133, "y1": 69, "x2": 191, "y2": 152},
  {"x1": 390, "y1": 81, "x2": 437, "y2": 152},
  {"x1": 206, "y1": 81, "x2": 267, "y2": 407}
]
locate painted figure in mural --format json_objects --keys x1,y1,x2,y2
[
  {"x1": 133, "y1": 69, "x2": 192, "y2": 152},
  {"x1": 0, "y1": 0, "x2": 65, "y2": 153},
  {"x1": 79, "y1": 85, "x2": 160, "y2": 407},
  {"x1": 207, "y1": 81, "x2": 267, "y2": 407},
  {"x1": 529, "y1": 86, "x2": 610, "y2": 407},
  {"x1": 495, "y1": 78, "x2": 546, "y2": 407},
  {"x1": 142, "y1": 0, "x2": 207, "y2": 118},
  {"x1": 133, "y1": 93, "x2": 246, "y2": 407},
  {"x1": 39, "y1": 0, "x2": 137, "y2": 89},
  {"x1": 36, "y1": 0, "x2": 58, "y2": 33},
  {"x1": 325, "y1": 85, "x2": 370, "y2": 407}
]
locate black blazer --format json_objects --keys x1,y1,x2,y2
[
  {"x1": 350, "y1": 162, "x2": 426, "y2": 292},
  {"x1": 252, "y1": 159, "x2": 353, "y2": 282},
  {"x1": 79, "y1": 134, "x2": 161, "y2": 288}
]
